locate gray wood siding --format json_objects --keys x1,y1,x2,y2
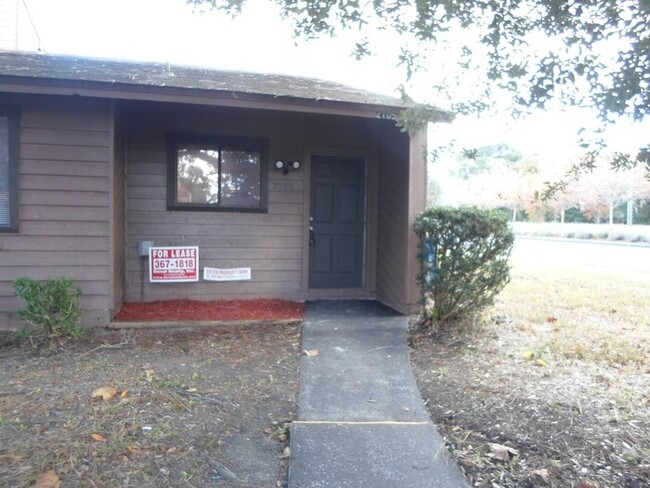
[
  {"x1": 375, "y1": 127, "x2": 412, "y2": 313},
  {"x1": 0, "y1": 94, "x2": 418, "y2": 323},
  {"x1": 123, "y1": 104, "x2": 387, "y2": 303},
  {"x1": 405, "y1": 130, "x2": 428, "y2": 312},
  {"x1": 110, "y1": 103, "x2": 127, "y2": 316},
  {"x1": 0, "y1": 86, "x2": 425, "y2": 324},
  {"x1": 0, "y1": 95, "x2": 112, "y2": 328}
]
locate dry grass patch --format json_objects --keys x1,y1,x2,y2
[
  {"x1": 411, "y1": 263, "x2": 650, "y2": 487},
  {"x1": 0, "y1": 324, "x2": 301, "y2": 487},
  {"x1": 495, "y1": 264, "x2": 649, "y2": 367}
]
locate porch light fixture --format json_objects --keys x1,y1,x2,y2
[{"x1": 274, "y1": 159, "x2": 301, "y2": 175}]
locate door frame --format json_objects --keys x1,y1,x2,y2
[{"x1": 301, "y1": 147, "x2": 378, "y2": 298}]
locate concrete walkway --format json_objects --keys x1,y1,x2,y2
[{"x1": 289, "y1": 300, "x2": 467, "y2": 488}]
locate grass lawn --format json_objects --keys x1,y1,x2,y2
[
  {"x1": 0, "y1": 324, "x2": 300, "y2": 487},
  {"x1": 411, "y1": 260, "x2": 650, "y2": 487}
]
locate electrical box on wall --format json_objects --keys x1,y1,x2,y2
[{"x1": 138, "y1": 241, "x2": 155, "y2": 258}]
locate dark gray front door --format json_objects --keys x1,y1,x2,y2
[{"x1": 309, "y1": 155, "x2": 365, "y2": 288}]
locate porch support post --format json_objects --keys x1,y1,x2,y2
[{"x1": 404, "y1": 127, "x2": 428, "y2": 313}]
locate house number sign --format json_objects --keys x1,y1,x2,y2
[
  {"x1": 272, "y1": 181, "x2": 294, "y2": 191},
  {"x1": 149, "y1": 246, "x2": 199, "y2": 283},
  {"x1": 376, "y1": 111, "x2": 397, "y2": 120}
]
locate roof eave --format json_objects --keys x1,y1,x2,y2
[{"x1": 0, "y1": 74, "x2": 425, "y2": 120}]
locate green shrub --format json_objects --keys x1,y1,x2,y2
[
  {"x1": 414, "y1": 206, "x2": 514, "y2": 323},
  {"x1": 13, "y1": 277, "x2": 84, "y2": 345}
]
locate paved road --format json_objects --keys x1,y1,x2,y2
[{"x1": 511, "y1": 236, "x2": 650, "y2": 280}]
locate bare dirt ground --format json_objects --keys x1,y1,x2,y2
[
  {"x1": 410, "y1": 265, "x2": 650, "y2": 488},
  {"x1": 0, "y1": 323, "x2": 301, "y2": 487}
]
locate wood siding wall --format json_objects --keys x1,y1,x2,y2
[
  {"x1": 123, "y1": 102, "x2": 397, "y2": 304},
  {"x1": 405, "y1": 129, "x2": 428, "y2": 312},
  {"x1": 0, "y1": 93, "x2": 416, "y2": 327},
  {"x1": 110, "y1": 103, "x2": 126, "y2": 316},
  {"x1": 375, "y1": 126, "x2": 413, "y2": 313},
  {"x1": 0, "y1": 95, "x2": 112, "y2": 328}
]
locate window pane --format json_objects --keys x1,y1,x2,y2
[
  {"x1": 177, "y1": 148, "x2": 220, "y2": 204},
  {"x1": 168, "y1": 136, "x2": 266, "y2": 212},
  {"x1": 220, "y1": 149, "x2": 261, "y2": 208},
  {"x1": 0, "y1": 116, "x2": 9, "y2": 227}
]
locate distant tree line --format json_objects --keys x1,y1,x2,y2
[{"x1": 435, "y1": 145, "x2": 650, "y2": 225}]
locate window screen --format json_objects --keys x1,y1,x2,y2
[{"x1": 168, "y1": 134, "x2": 267, "y2": 212}]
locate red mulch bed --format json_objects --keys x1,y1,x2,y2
[{"x1": 114, "y1": 298, "x2": 304, "y2": 322}]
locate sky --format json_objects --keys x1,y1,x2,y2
[
  {"x1": 18, "y1": 0, "x2": 650, "y2": 166},
  {"x1": 23, "y1": 0, "x2": 405, "y2": 94}
]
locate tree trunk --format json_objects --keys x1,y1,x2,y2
[
  {"x1": 560, "y1": 208, "x2": 565, "y2": 224},
  {"x1": 609, "y1": 203, "x2": 614, "y2": 225},
  {"x1": 626, "y1": 200, "x2": 634, "y2": 225},
  {"x1": 608, "y1": 200, "x2": 615, "y2": 238},
  {"x1": 512, "y1": 207, "x2": 517, "y2": 223}
]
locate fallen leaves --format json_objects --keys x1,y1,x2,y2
[
  {"x1": 521, "y1": 350, "x2": 549, "y2": 367},
  {"x1": 1, "y1": 322, "x2": 303, "y2": 488},
  {"x1": 536, "y1": 358, "x2": 549, "y2": 367},
  {"x1": 144, "y1": 368, "x2": 155, "y2": 382},
  {"x1": 265, "y1": 422, "x2": 291, "y2": 442},
  {"x1": 534, "y1": 468, "x2": 550, "y2": 481},
  {"x1": 487, "y1": 443, "x2": 519, "y2": 462},
  {"x1": 34, "y1": 470, "x2": 61, "y2": 488},
  {"x1": 92, "y1": 385, "x2": 130, "y2": 402},
  {"x1": 91, "y1": 386, "x2": 118, "y2": 401},
  {"x1": 126, "y1": 445, "x2": 144, "y2": 456},
  {"x1": 521, "y1": 350, "x2": 535, "y2": 360},
  {"x1": 409, "y1": 265, "x2": 650, "y2": 488},
  {"x1": 303, "y1": 349, "x2": 320, "y2": 357}
]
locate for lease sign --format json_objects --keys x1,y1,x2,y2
[{"x1": 149, "y1": 246, "x2": 199, "y2": 283}]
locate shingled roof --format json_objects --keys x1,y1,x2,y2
[{"x1": 0, "y1": 51, "x2": 415, "y2": 111}]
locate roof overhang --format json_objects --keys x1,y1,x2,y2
[
  {"x1": 0, "y1": 75, "x2": 407, "y2": 120},
  {"x1": 0, "y1": 52, "x2": 453, "y2": 122}
]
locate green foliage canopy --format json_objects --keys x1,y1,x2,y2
[
  {"x1": 189, "y1": 1, "x2": 650, "y2": 189},
  {"x1": 456, "y1": 144, "x2": 524, "y2": 179},
  {"x1": 189, "y1": 0, "x2": 650, "y2": 125}
]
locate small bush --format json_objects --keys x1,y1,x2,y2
[
  {"x1": 13, "y1": 277, "x2": 84, "y2": 346},
  {"x1": 414, "y1": 206, "x2": 514, "y2": 323}
]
